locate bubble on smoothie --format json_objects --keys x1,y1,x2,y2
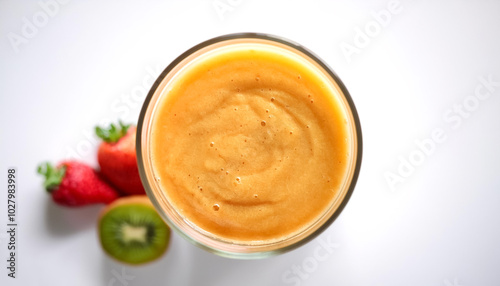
[
  {"x1": 210, "y1": 142, "x2": 214, "y2": 147},
  {"x1": 213, "y1": 204, "x2": 220, "y2": 211},
  {"x1": 271, "y1": 97, "x2": 275, "y2": 102},
  {"x1": 261, "y1": 121, "x2": 266, "y2": 126}
]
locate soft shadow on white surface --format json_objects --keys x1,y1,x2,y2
[
  {"x1": 180, "y1": 241, "x2": 306, "y2": 286},
  {"x1": 100, "y1": 256, "x2": 170, "y2": 286},
  {"x1": 44, "y1": 197, "x2": 104, "y2": 236},
  {"x1": 183, "y1": 247, "x2": 241, "y2": 286},
  {"x1": 100, "y1": 249, "x2": 173, "y2": 285},
  {"x1": 100, "y1": 232, "x2": 193, "y2": 285}
]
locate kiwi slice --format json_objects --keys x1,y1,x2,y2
[{"x1": 98, "y1": 196, "x2": 170, "y2": 265}]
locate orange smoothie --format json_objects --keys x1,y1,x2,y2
[{"x1": 149, "y1": 43, "x2": 351, "y2": 243}]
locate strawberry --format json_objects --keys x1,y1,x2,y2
[
  {"x1": 37, "y1": 161, "x2": 120, "y2": 206},
  {"x1": 95, "y1": 122, "x2": 145, "y2": 195}
]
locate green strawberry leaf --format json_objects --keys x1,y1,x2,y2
[
  {"x1": 37, "y1": 162, "x2": 66, "y2": 193},
  {"x1": 95, "y1": 121, "x2": 130, "y2": 143}
]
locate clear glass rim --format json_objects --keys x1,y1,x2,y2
[{"x1": 136, "y1": 32, "x2": 363, "y2": 259}]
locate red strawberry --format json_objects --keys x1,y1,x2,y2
[
  {"x1": 95, "y1": 122, "x2": 145, "y2": 195},
  {"x1": 37, "y1": 161, "x2": 120, "y2": 206}
]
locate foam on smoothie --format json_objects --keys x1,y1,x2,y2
[{"x1": 150, "y1": 44, "x2": 350, "y2": 242}]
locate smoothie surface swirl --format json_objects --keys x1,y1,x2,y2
[{"x1": 150, "y1": 44, "x2": 350, "y2": 242}]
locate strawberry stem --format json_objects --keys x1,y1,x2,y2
[
  {"x1": 37, "y1": 162, "x2": 66, "y2": 193},
  {"x1": 95, "y1": 121, "x2": 131, "y2": 143}
]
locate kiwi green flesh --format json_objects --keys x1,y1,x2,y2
[{"x1": 99, "y1": 204, "x2": 170, "y2": 265}]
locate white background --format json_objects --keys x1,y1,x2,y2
[{"x1": 1, "y1": 0, "x2": 500, "y2": 285}]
